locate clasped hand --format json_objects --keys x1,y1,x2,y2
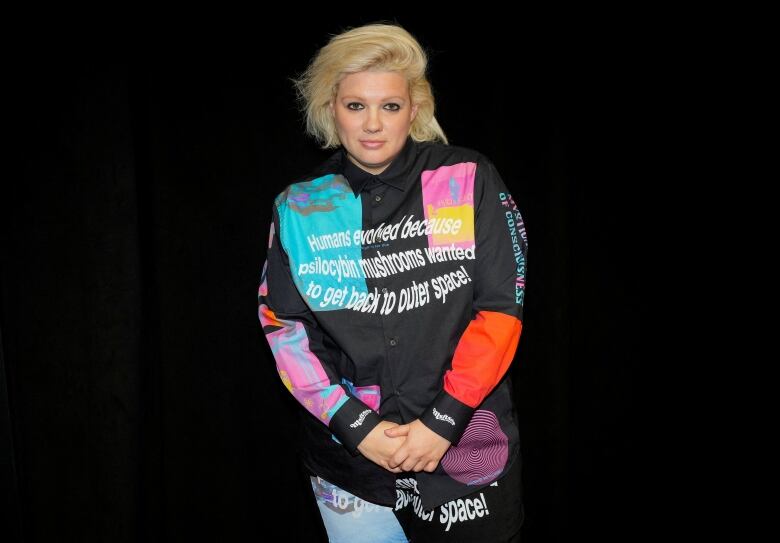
[{"x1": 357, "y1": 419, "x2": 451, "y2": 474}]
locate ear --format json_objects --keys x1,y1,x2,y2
[
  {"x1": 329, "y1": 100, "x2": 334, "y2": 115},
  {"x1": 410, "y1": 103, "x2": 419, "y2": 122}
]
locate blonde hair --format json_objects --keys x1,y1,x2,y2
[{"x1": 291, "y1": 22, "x2": 448, "y2": 149}]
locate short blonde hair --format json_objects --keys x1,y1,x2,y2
[{"x1": 291, "y1": 22, "x2": 448, "y2": 149}]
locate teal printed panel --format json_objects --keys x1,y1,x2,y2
[{"x1": 277, "y1": 174, "x2": 368, "y2": 312}]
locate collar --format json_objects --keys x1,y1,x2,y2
[{"x1": 339, "y1": 135, "x2": 418, "y2": 197}]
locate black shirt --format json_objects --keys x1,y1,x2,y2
[{"x1": 258, "y1": 135, "x2": 529, "y2": 509}]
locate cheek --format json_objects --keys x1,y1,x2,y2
[
  {"x1": 334, "y1": 113, "x2": 358, "y2": 133},
  {"x1": 397, "y1": 114, "x2": 414, "y2": 129}
]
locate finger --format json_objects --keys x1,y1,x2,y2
[
  {"x1": 412, "y1": 460, "x2": 427, "y2": 472},
  {"x1": 385, "y1": 425, "x2": 410, "y2": 437},
  {"x1": 424, "y1": 460, "x2": 438, "y2": 472},
  {"x1": 390, "y1": 451, "x2": 409, "y2": 469},
  {"x1": 401, "y1": 457, "x2": 420, "y2": 472}
]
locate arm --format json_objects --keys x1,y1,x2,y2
[
  {"x1": 258, "y1": 200, "x2": 388, "y2": 456},
  {"x1": 386, "y1": 157, "x2": 529, "y2": 470}
]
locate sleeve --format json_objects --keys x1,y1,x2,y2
[
  {"x1": 257, "y1": 199, "x2": 382, "y2": 455},
  {"x1": 419, "y1": 157, "x2": 528, "y2": 444}
]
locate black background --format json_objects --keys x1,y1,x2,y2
[{"x1": 2, "y1": 14, "x2": 661, "y2": 542}]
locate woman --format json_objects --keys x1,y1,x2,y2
[{"x1": 258, "y1": 22, "x2": 528, "y2": 542}]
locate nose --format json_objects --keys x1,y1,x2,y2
[{"x1": 364, "y1": 107, "x2": 382, "y2": 134}]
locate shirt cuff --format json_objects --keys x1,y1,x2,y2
[
  {"x1": 329, "y1": 397, "x2": 382, "y2": 456},
  {"x1": 419, "y1": 389, "x2": 475, "y2": 445}
]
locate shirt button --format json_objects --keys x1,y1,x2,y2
[
  {"x1": 389, "y1": 337, "x2": 398, "y2": 347},
  {"x1": 374, "y1": 194, "x2": 382, "y2": 203}
]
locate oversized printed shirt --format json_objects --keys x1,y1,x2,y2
[{"x1": 257, "y1": 135, "x2": 528, "y2": 510}]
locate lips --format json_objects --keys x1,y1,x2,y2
[{"x1": 360, "y1": 140, "x2": 385, "y2": 149}]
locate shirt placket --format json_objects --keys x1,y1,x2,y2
[{"x1": 361, "y1": 177, "x2": 404, "y2": 421}]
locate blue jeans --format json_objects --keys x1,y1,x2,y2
[
  {"x1": 309, "y1": 458, "x2": 523, "y2": 542},
  {"x1": 310, "y1": 475, "x2": 409, "y2": 543}
]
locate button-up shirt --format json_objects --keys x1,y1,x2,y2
[{"x1": 258, "y1": 135, "x2": 528, "y2": 509}]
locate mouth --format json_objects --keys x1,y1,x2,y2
[{"x1": 360, "y1": 140, "x2": 385, "y2": 149}]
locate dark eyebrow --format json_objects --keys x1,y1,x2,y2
[{"x1": 340, "y1": 96, "x2": 407, "y2": 102}]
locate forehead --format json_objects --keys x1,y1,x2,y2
[{"x1": 336, "y1": 71, "x2": 409, "y2": 99}]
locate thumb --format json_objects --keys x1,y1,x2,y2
[{"x1": 385, "y1": 424, "x2": 410, "y2": 437}]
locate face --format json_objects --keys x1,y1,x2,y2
[{"x1": 329, "y1": 70, "x2": 419, "y2": 175}]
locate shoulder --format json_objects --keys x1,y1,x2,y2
[
  {"x1": 413, "y1": 141, "x2": 498, "y2": 176},
  {"x1": 273, "y1": 150, "x2": 345, "y2": 208},
  {"x1": 415, "y1": 140, "x2": 487, "y2": 165}
]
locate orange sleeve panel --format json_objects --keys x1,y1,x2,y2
[{"x1": 442, "y1": 310, "x2": 523, "y2": 408}]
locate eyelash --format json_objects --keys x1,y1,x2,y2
[{"x1": 346, "y1": 103, "x2": 401, "y2": 112}]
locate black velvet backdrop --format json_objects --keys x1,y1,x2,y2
[{"x1": 2, "y1": 15, "x2": 654, "y2": 542}]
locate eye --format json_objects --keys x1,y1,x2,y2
[
  {"x1": 346, "y1": 102, "x2": 364, "y2": 111},
  {"x1": 384, "y1": 103, "x2": 401, "y2": 112}
]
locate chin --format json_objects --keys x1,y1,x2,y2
[
  {"x1": 359, "y1": 154, "x2": 390, "y2": 166},
  {"x1": 350, "y1": 149, "x2": 387, "y2": 165}
]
